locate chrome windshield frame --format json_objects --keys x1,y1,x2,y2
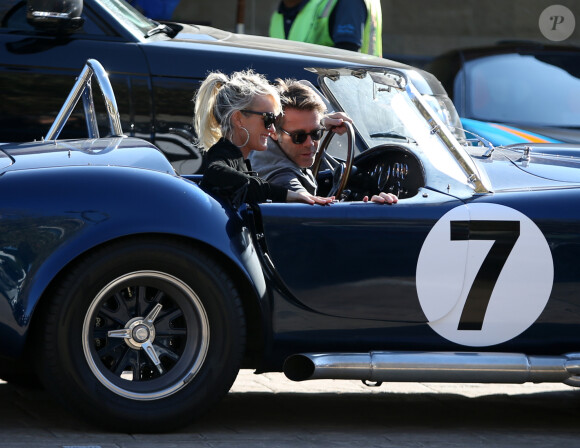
[
  {"x1": 314, "y1": 66, "x2": 492, "y2": 195},
  {"x1": 404, "y1": 80, "x2": 491, "y2": 194}
]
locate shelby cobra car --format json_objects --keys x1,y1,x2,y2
[
  {"x1": 3, "y1": 59, "x2": 580, "y2": 433},
  {"x1": 0, "y1": 0, "x2": 463, "y2": 174}
]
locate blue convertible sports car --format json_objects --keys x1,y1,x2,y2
[{"x1": 2, "y1": 59, "x2": 580, "y2": 433}]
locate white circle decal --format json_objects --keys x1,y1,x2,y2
[
  {"x1": 416, "y1": 204, "x2": 553, "y2": 347},
  {"x1": 539, "y1": 5, "x2": 575, "y2": 42}
]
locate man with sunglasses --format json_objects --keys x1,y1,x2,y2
[{"x1": 250, "y1": 79, "x2": 397, "y2": 204}]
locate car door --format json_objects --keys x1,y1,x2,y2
[
  {"x1": 0, "y1": 0, "x2": 151, "y2": 142},
  {"x1": 256, "y1": 191, "x2": 469, "y2": 323}
]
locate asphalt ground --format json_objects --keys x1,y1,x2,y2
[{"x1": 2, "y1": 370, "x2": 580, "y2": 447}]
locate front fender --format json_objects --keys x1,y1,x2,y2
[{"x1": 0, "y1": 165, "x2": 266, "y2": 357}]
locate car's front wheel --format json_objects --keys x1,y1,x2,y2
[{"x1": 37, "y1": 237, "x2": 245, "y2": 432}]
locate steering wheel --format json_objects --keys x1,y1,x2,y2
[{"x1": 311, "y1": 121, "x2": 354, "y2": 198}]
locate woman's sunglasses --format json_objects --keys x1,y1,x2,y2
[
  {"x1": 280, "y1": 127, "x2": 325, "y2": 144},
  {"x1": 241, "y1": 110, "x2": 278, "y2": 129}
]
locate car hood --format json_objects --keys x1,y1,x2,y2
[
  {"x1": 474, "y1": 144, "x2": 580, "y2": 191},
  {"x1": 145, "y1": 23, "x2": 448, "y2": 96},
  {"x1": 173, "y1": 24, "x2": 392, "y2": 67},
  {"x1": 0, "y1": 137, "x2": 175, "y2": 174},
  {"x1": 172, "y1": 24, "x2": 383, "y2": 64}
]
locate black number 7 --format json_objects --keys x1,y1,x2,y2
[{"x1": 450, "y1": 220, "x2": 520, "y2": 330}]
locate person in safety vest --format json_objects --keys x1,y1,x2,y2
[{"x1": 269, "y1": 0, "x2": 382, "y2": 57}]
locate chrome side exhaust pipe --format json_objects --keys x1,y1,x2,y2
[{"x1": 283, "y1": 352, "x2": 580, "y2": 385}]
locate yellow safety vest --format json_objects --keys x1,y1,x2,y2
[
  {"x1": 269, "y1": 0, "x2": 382, "y2": 57},
  {"x1": 361, "y1": 0, "x2": 382, "y2": 57}
]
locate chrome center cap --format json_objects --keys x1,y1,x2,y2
[
  {"x1": 132, "y1": 324, "x2": 150, "y2": 343},
  {"x1": 122, "y1": 317, "x2": 156, "y2": 350}
]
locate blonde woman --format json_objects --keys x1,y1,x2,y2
[{"x1": 194, "y1": 69, "x2": 333, "y2": 207}]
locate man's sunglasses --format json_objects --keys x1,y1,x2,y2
[
  {"x1": 241, "y1": 110, "x2": 278, "y2": 129},
  {"x1": 280, "y1": 127, "x2": 325, "y2": 144}
]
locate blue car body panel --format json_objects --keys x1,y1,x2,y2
[
  {"x1": 247, "y1": 187, "x2": 580, "y2": 368},
  {"x1": 7, "y1": 132, "x2": 580, "y2": 366},
  {"x1": 0, "y1": 138, "x2": 267, "y2": 357},
  {"x1": 238, "y1": 139, "x2": 580, "y2": 367}
]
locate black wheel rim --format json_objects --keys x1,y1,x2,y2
[{"x1": 82, "y1": 271, "x2": 210, "y2": 400}]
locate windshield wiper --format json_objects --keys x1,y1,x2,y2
[
  {"x1": 456, "y1": 128, "x2": 496, "y2": 157},
  {"x1": 146, "y1": 23, "x2": 172, "y2": 38},
  {"x1": 369, "y1": 132, "x2": 416, "y2": 143}
]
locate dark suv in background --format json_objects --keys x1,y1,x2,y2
[{"x1": 0, "y1": 0, "x2": 460, "y2": 173}]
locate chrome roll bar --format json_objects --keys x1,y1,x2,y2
[{"x1": 45, "y1": 59, "x2": 123, "y2": 141}]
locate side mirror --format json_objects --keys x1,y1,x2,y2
[{"x1": 26, "y1": 0, "x2": 84, "y2": 33}]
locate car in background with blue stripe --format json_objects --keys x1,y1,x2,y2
[{"x1": 427, "y1": 42, "x2": 580, "y2": 146}]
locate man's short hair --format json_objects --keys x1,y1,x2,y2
[{"x1": 275, "y1": 79, "x2": 327, "y2": 127}]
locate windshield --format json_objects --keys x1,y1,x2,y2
[
  {"x1": 98, "y1": 0, "x2": 158, "y2": 38},
  {"x1": 459, "y1": 53, "x2": 580, "y2": 127},
  {"x1": 322, "y1": 69, "x2": 473, "y2": 186},
  {"x1": 324, "y1": 72, "x2": 415, "y2": 144}
]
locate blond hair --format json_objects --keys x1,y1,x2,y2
[{"x1": 194, "y1": 70, "x2": 281, "y2": 151}]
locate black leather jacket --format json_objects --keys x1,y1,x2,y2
[{"x1": 201, "y1": 138, "x2": 288, "y2": 207}]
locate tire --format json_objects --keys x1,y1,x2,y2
[{"x1": 36, "y1": 237, "x2": 245, "y2": 432}]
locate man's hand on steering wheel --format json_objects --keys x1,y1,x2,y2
[
  {"x1": 312, "y1": 121, "x2": 354, "y2": 198},
  {"x1": 321, "y1": 112, "x2": 353, "y2": 136}
]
